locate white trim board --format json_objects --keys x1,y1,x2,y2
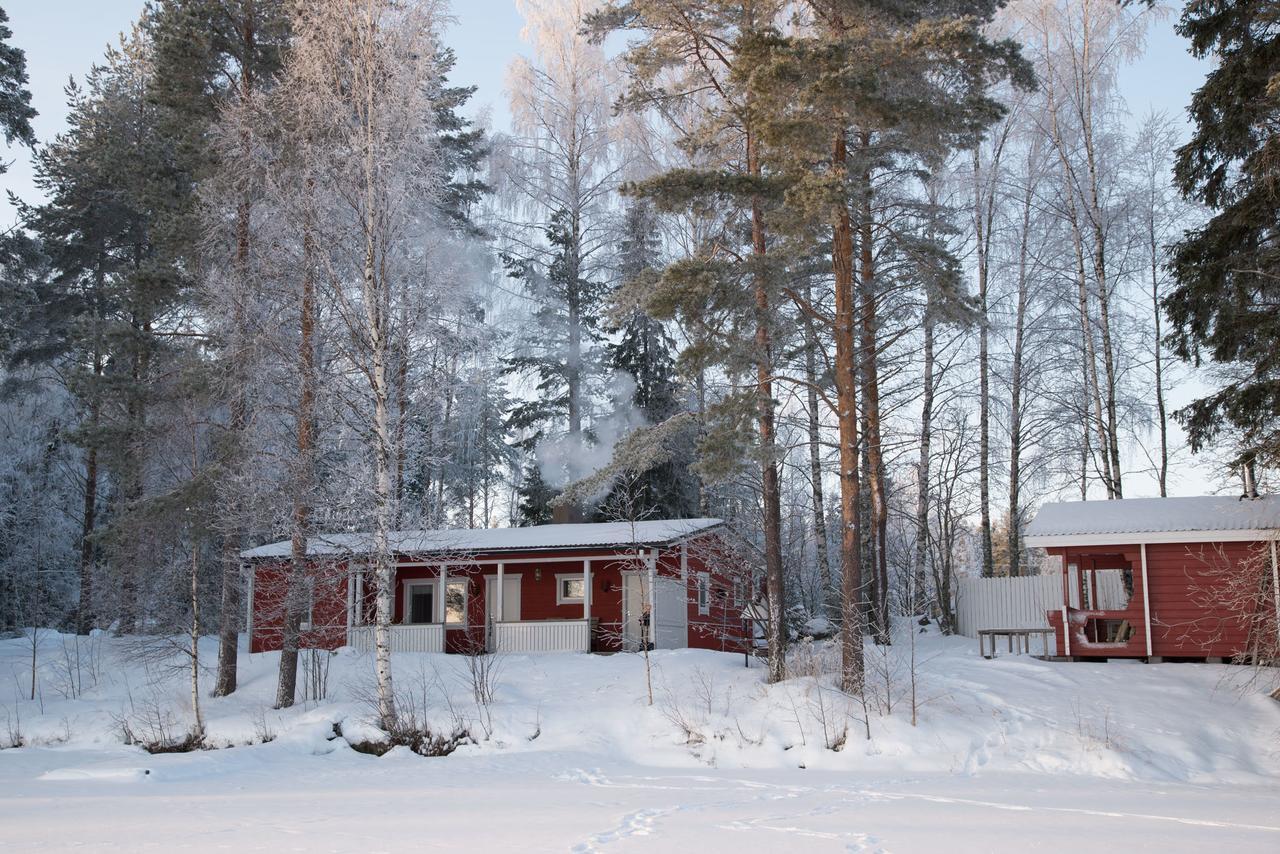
[{"x1": 1025, "y1": 530, "x2": 1277, "y2": 548}]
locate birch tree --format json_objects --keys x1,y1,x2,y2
[{"x1": 279, "y1": 0, "x2": 446, "y2": 728}]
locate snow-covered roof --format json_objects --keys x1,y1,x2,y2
[
  {"x1": 1024, "y1": 496, "x2": 1280, "y2": 547},
  {"x1": 240, "y1": 518, "x2": 723, "y2": 560}
]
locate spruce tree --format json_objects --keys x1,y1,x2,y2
[
  {"x1": 503, "y1": 209, "x2": 609, "y2": 487},
  {"x1": 0, "y1": 6, "x2": 35, "y2": 168},
  {"x1": 604, "y1": 201, "x2": 697, "y2": 519},
  {"x1": 1168, "y1": 1, "x2": 1280, "y2": 468},
  {"x1": 515, "y1": 459, "x2": 556, "y2": 527}
]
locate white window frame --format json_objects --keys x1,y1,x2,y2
[
  {"x1": 300, "y1": 575, "x2": 317, "y2": 630},
  {"x1": 443, "y1": 578, "x2": 468, "y2": 627},
  {"x1": 696, "y1": 572, "x2": 711, "y2": 616},
  {"x1": 403, "y1": 580, "x2": 438, "y2": 625},
  {"x1": 731, "y1": 577, "x2": 746, "y2": 608},
  {"x1": 555, "y1": 572, "x2": 586, "y2": 605}
]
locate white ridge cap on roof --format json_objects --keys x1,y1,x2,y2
[
  {"x1": 239, "y1": 518, "x2": 724, "y2": 560},
  {"x1": 1024, "y1": 495, "x2": 1280, "y2": 547}
]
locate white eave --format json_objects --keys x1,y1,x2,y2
[{"x1": 1025, "y1": 529, "x2": 1277, "y2": 548}]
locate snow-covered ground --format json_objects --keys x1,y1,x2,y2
[{"x1": 2, "y1": 625, "x2": 1278, "y2": 852}]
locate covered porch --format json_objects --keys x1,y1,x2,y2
[
  {"x1": 1045, "y1": 547, "x2": 1150, "y2": 659},
  {"x1": 342, "y1": 550, "x2": 675, "y2": 654}
]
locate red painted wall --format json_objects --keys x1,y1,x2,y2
[{"x1": 249, "y1": 560, "x2": 349, "y2": 654}]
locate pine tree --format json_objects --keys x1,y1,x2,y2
[
  {"x1": 19, "y1": 26, "x2": 198, "y2": 634},
  {"x1": 147, "y1": 0, "x2": 290, "y2": 696},
  {"x1": 1168, "y1": 0, "x2": 1280, "y2": 468},
  {"x1": 590, "y1": 0, "x2": 792, "y2": 683},
  {"x1": 741, "y1": 0, "x2": 1027, "y2": 660}
]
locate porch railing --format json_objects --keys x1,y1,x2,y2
[
  {"x1": 495, "y1": 619, "x2": 589, "y2": 653},
  {"x1": 347, "y1": 623, "x2": 445, "y2": 654}
]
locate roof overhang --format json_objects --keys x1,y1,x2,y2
[
  {"x1": 238, "y1": 519, "x2": 724, "y2": 561},
  {"x1": 1026, "y1": 529, "x2": 1277, "y2": 549}
]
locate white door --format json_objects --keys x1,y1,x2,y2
[
  {"x1": 653, "y1": 577, "x2": 688, "y2": 650},
  {"x1": 485, "y1": 576, "x2": 521, "y2": 650},
  {"x1": 622, "y1": 573, "x2": 647, "y2": 651}
]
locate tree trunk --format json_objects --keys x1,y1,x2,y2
[
  {"x1": 1151, "y1": 217, "x2": 1168, "y2": 497},
  {"x1": 975, "y1": 148, "x2": 994, "y2": 577},
  {"x1": 915, "y1": 303, "x2": 934, "y2": 614},
  {"x1": 832, "y1": 128, "x2": 865, "y2": 692},
  {"x1": 856, "y1": 144, "x2": 889, "y2": 646},
  {"x1": 276, "y1": 178, "x2": 318, "y2": 710},
  {"x1": 76, "y1": 345, "x2": 102, "y2": 635},
  {"x1": 747, "y1": 126, "x2": 786, "y2": 684},
  {"x1": 362, "y1": 118, "x2": 397, "y2": 728},
  {"x1": 1007, "y1": 181, "x2": 1032, "y2": 578},
  {"x1": 803, "y1": 286, "x2": 834, "y2": 617}
]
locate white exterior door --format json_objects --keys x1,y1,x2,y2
[
  {"x1": 622, "y1": 573, "x2": 646, "y2": 651},
  {"x1": 485, "y1": 575, "x2": 521, "y2": 650},
  {"x1": 653, "y1": 577, "x2": 688, "y2": 650}
]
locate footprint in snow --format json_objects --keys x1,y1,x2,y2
[{"x1": 572, "y1": 807, "x2": 677, "y2": 851}]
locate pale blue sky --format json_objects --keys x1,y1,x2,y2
[{"x1": 1, "y1": 0, "x2": 529, "y2": 216}]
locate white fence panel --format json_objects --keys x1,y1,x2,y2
[
  {"x1": 955, "y1": 574, "x2": 1064, "y2": 638},
  {"x1": 347, "y1": 624, "x2": 444, "y2": 654},
  {"x1": 1094, "y1": 570, "x2": 1129, "y2": 609},
  {"x1": 496, "y1": 619, "x2": 590, "y2": 653}
]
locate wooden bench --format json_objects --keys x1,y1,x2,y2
[{"x1": 978, "y1": 628, "x2": 1055, "y2": 659}]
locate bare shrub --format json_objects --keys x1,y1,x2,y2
[
  {"x1": 456, "y1": 643, "x2": 504, "y2": 740},
  {"x1": 347, "y1": 664, "x2": 475, "y2": 757},
  {"x1": 50, "y1": 634, "x2": 105, "y2": 700},
  {"x1": 251, "y1": 708, "x2": 278, "y2": 744},
  {"x1": 1, "y1": 704, "x2": 21, "y2": 748},
  {"x1": 301, "y1": 648, "x2": 333, "y2": 703},
  {"x1": 111, "y1": 680, "x2": 204, "y2": 754}
]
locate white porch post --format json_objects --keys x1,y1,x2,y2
[
  {"x1": 1270, "y1": 540, "x2": 1279, "y2": 635},
  {"x1": 647, "y1": 549, "x2": 657, "y2": 648},
  {"x1": 1140, "y1": 543, "x2": 1153, "y2": 657},
  {"x1": 243, "y1": 563, "x2": 253, "y2": 643},
  {"x1": 497, "y1": 562, "x2": 505, "y2": 623},
  {"x1": 354, "y1": 568, "x2": 364, "y2": 625},
  {"x1": 437, "y1": 564, "x2": 447, "y2": 624},
  {"x1": 345, "y1": 564, "x2": 355, "y2": 634}
]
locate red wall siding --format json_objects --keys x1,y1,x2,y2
[
  {"x1": 1144, "y1": 541, "x2": 1261, "y2": 658},
  {"x1": 250, "y1": 560, "x2": 348, "y2": 653}
]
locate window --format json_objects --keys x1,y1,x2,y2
[
  {"x1": 407, "y1": 583, "x2": 435, "y2": 624},
  {"x1": 444, "y1": 579, "x2": 467, "y2": 625},
  {"x1": 556, "y1": 573, "x2": 585, "y2": 605},
  {"x1": 300, "y1": 576, "x2": 318, "y2": 630},
  {"x1": 696, "y1": 572, "x2": 710, "y2": 616},
  {"x1": 731, "y1": 577, "x2": 746, "y2": 608}
]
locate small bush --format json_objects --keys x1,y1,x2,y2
[{"x1": 342, "y1": 719, "x2": 473, "y2": 757}]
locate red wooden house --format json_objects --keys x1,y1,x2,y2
[
  {"x1": 1025, "y1": 496, "x2": 1280, "y2": 661},
  {"x1": 241, "y1": 518, "x2": 751, "y2": 655}
]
